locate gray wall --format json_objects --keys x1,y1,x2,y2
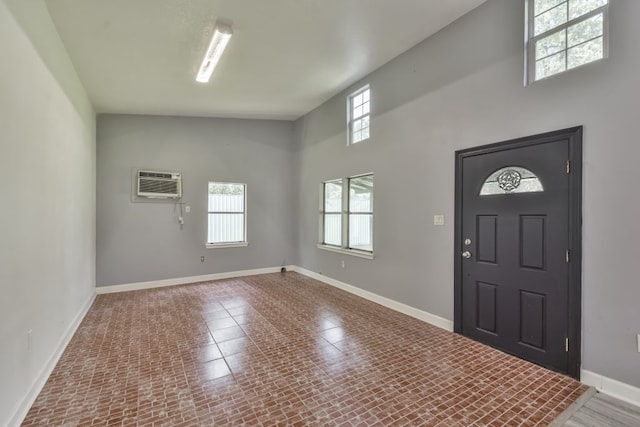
[
  {"x1": 294, "y1": 0, "x2": 640, "y2": 388},
  {"x1": 0, "y1": 0, "x2": 96, "y2": 425},
  {"x1": 96, "y1": 115, "x2": 297, "y2": 286}
]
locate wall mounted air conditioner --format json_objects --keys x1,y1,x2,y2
[{"x1": 137, "y1": 170, "x2": 182, "y2": 199}]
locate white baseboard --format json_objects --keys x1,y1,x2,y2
[
  {"x1": 292, "y1": 266, "x2": 454, "y2": 332},
  {"x1": 97, "y1": 266, "x2": 452, "y2": 332},
  {"x1": 581, "y1": 369, "x2": 640, "y2": 407},
  {"x1": 9, "y1": 291, "x2": 96, "y2": 427},
  {"x1": 96, "y1": 266, "x2": 296, "y2": 294}
]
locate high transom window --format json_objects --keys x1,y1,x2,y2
[
  {"x1": 526, "y1": 0, "x2": 609, "y2": 84},
  {"x1": 348, "y1": 86, "x2": 370, "y2": 145}
]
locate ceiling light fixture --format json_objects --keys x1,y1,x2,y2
[{"x1": 196, "y1": 21, "x2": 233, "y2": 83}]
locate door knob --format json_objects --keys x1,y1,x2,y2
[{"x1": 462, "y1": 251, "x2": 472, "y2": 259}]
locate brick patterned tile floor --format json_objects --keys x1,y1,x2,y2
[{"x1": 21, "y1": 272, "x2": 588, "y2": 426}]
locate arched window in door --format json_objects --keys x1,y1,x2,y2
[{"x1": 479, "y1": 166, "x2": 544, "y2": 196}]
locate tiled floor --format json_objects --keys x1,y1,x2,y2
[{"x1": 22, "y1": 272, "x2": 589, "y2": 426}]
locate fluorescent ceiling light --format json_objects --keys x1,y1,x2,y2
[{"x1": 196, "y1": 22, "x2": 233, "y2": 83}]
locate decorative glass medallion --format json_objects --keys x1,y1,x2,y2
[
  {"x1": 480, "y1": 167, "x2": 544, "y2": 196},
  {"x1": 497, "y1": 169, "x2": 522, "y2": 192}
]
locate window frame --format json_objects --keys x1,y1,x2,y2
[
  {"x1": 347, "y1": 85, "x2": 371, "y2": 145},
  {"x1": 318, "y1": 173, "x2": 374, "y2": 259},
  {"x1": 347, "y1": 175, "x2": 374, "y2": 253},
  {"x1": 206, "y1": 181, "x2": 248, "y2": 248},
  {"x1": 321, "y1": 179, "x2": 343, "y2": 248},
  {"x1": 525, "y1": 0, "x2": 609, "y2": 85}
]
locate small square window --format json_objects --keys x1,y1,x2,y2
[{"x1": 348, "y1": 86, "x2": 370, "y2": 145}]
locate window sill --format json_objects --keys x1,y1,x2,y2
[
  {"x1": 317, "y1": 244, "x2": 374, "y2": 260},
  {"x1": 206, "y1": 242, "x2": 248, "y2": 249}
]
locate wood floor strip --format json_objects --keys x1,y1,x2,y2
[
  {"x1": 584, "y1": 397, "x2": 640, "y2": 425},
  {"x1": 597, "y1": 393, "x2": 640, "y2": 418},
  {"x1": 550, "y1": 387, "x2": 596, "y2": 427},
  {"x1": 565, "y1": 392, "x2": 640, "y2": 426}
]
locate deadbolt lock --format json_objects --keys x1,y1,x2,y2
[{"x1": 464, "y1": 238, "x2": 472, "y2": 246}]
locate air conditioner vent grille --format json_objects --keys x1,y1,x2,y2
[
  {"x1": 139, "y1": 180, "x2": 179, "y2": 195},
  {"x1": 137, "y1": 170, "x2": 182, "y2": 199},
  {"x1": 139, "y1": 171, "x2": 174, "y2": 179}
]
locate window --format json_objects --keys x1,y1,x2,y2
[
  {"x1": 480, "y1": 167, "x2": 544, "y2": 195},
  {"x1": 323, "y1": 180, "x2": 342, "y2": 246},
  {"x1": 320, "y1": 174, "x2": 374, "y2": 257},
  {"x1": 348, "y1": 86, "x2": 370, "y2": 144},
  {"x1": 207, "y1": 182, "x2": 246, "y2": 247},
  {"x1": 348, "y1": 175, "x2": 373, "y2": 251},
  {"x1": 526, "y1": 0, "x2": 609, "y2": 84}
]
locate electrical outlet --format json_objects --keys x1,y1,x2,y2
[
  {"x1": 185, "y1": 205, "x2": 191, "y2": 213},
  {"x1": 433, "y1": 215, "x2": 445, "y2": 226}
]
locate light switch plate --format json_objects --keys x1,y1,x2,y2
[
  {"x1": 433, "y1": 215, "x2": 445, "y2": 226},
  {"x1": 185, "y1": 205, "x2": 191, "y2": 213}
]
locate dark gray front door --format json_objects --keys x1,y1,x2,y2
[{"x1": 455, "y1": 129, "x2": 582, "y2": 375}]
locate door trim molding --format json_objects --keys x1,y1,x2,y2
[{"x1": 454, "y1": 126, "x2": 583, "y2": 378}]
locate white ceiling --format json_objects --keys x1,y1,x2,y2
[{"x1": 45, "y1": 0, "x2": 487, "y2": 120}]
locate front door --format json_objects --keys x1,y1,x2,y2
[{"x1": 454, "y1": 128, "x2": 582, "y2": 377}]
